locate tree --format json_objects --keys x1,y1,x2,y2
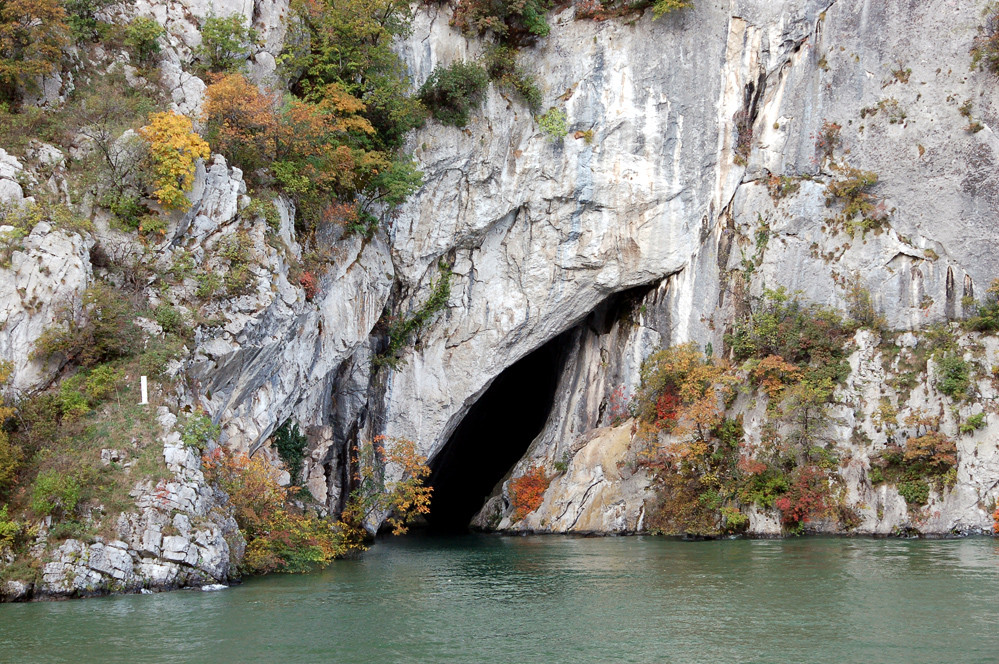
[
  {"x1": 342, "y1": 436, "x2": 432, "y2": 536},
  {"x1": 451, "y1": 0, "x2": 553, "y2": 43},
  {"x1": 124, "y1": 16, "x2": 164, "y2": 66},
  {"x1": 193, "y1": 12, "x2": 257, "y2": 74},
  {"x1": 33, "y1": 282, "x2": 140, "y2": 367},
  {"x1": 138, "y1": 111, "x2": 210, "y2": 211},
  {"x1": 202, "y1": 447, "x2": 354, "y2": 574},
  {"x1": 418, "y1": 61, "x2": 489, "y2": 127},
  {"x1": 202, "y1": 72, "x2": 279, "y2": 175},
  {"x1": 283, "y1": 0, "x2": 424, "y2": 149},
  {"x1": 0, "y1": 0, "x2": 68, "y2": 105}
]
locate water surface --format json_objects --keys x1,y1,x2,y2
[{"x1": 3, "y1": 535, "x2": 999, "y2": 663}]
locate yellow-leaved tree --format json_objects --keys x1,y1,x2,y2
[{"x1": 138, "y1": 111, "x2": 210, "y2": 211}]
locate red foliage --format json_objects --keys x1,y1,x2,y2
[
  {"x1": 737, "y1": 455, "x2": 769, "y2": 476},
  {"x1": 655, "y1": 388, "x2": 681, "y2": 428},
  {"x1": 299, "y1": 272, "x2": 319, "y2": 301},
  {"x1": 607, "y1": 385, "x2": 630, "y2": 424},
  {"x1": 508, "y1": 465, "x2": 550, "y2": 522},
  {"x1": 775, "y1": 466, "x2": 829, "y2": 527}
]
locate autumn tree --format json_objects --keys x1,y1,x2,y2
[
  {"x1": 507, "y1": 465, "x2": 550, "y2": 521},
  {"x1": 202, "y1": 72, "x2": 279, "y2": 175},
  {"x1": 202, "y1": 448, "x2": 355, "y2": 574},
  {"x1": 342, "y1": 436, "x2": 432, "y2": 538},
  {"x1": 0, "y1": 0, "x2": 68, "y2": 105},
  {"x1": 138, "y1": 111, "x2": 210, "y2": 211}
]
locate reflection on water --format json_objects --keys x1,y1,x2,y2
[{"x1": 4, "y1": 535, "x2": 999, "y2": 663}]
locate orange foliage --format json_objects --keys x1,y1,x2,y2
[
  {"x1": 202, "y1": 448, "x2": 354, "y2": 574},
  {"x1": 508, "y1": 465, "x2": 550, "y2": 522},
  {"x1": 201, "y1": 73, "x2": 279, "y2": 174},
  {"x1": 0, "y1": 0, "x2": 68, "y2": 103},
  {"x1": 749, "y1": 354, "x2": 803, "y2": 399},
  {"x1": 342, "y1": 435, "x2": 432, "y2": 536},
  {"x1": 903, "y1": 431, "x2": 957, "y2": 473},
  {"x1": 202, "y1": 73, "x2": 391, "y2": 220}
]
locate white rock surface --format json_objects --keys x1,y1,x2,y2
[{"x1": 0, "y1": 222, "x2": 92, "y2": 392}]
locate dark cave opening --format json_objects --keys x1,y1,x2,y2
[{"x1": 424, "y1": 330, "x2": 573, "y2": 532}]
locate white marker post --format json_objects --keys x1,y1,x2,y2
[{"x1": 139, "y1": 376, "x2": 148, "y2": 405}]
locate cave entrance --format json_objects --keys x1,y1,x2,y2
[{"x1": 424, "y1": 330, "x2": 573, "y2": 531}]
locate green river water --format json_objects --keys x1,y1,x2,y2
[{"x1": 2, "y1": 534, "x2": 999, "y2": 663}]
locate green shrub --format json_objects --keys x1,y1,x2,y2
[
  {"x1": 58, "y1": 379, "x2": 92, "y2": 422},
  {"x1": 964, "y1": 279, "x2": 999, "y2": 332},
  {"x1": 725, "y1": 287, "x2": 850, "y2": 383},
  {"x1": 935, "y1": 354, "x2": 970, "y2": 400},
  {"x1": 105, "y1": 193, "x2": 147, "y2": 231},
  {"x1": 482, "y1": 45, "x2": 542, "y2": 112},
  {"x1": 31, "y1": 470, "x2": 81, "y2": 516},
  {"x1": 273, "y1": 421, "x2": 308, "y2": 482},
  {"x1": 195, "y1": 272, "x2": 222, "y2": 299},
  {"x1": 652, "y1": 0, "x2": 693, "y2": 19},
  {"x1": 194, "y1": 13, "x2": 257, "y2": 74},
  {"x1": 418, "y1": 61, "x2": 489, "y2": 127},
  {"x1": 137, "y1": 337, "x2": 185, "y2": 376},
  {"x1": 154, "y1": 304, "x2": 185, "y2": 335},
  {"x1": 897, "y1": 480, "x2": 929, "y2": 506},
  {"x1": 538, "y1": 107, "x2": 567, "y2": 140},
  {"x1": 0, "y1": 505, "x2": 22, "y2": 552},
  {"x1": 124, "y1": 17, "x2": 165, "y2": 65},
  {"x1": 181, "y1": 412, "x2": 221, "y2": 450},
  {"x1": 83, "y1": 364, "x2": 122, "y2": 403},
  {"x1": 960, "y1": 412, "x2": 986, "y2": 435},
  {"x1": 452, "y1": 0, "x2": 553, "y2": 43},
  {"x1": 62, "y1": 0, "x2": 119, "y2": 41},
  {"x1": 34, "y1": 282, "x2": 140, "y2": 368},
  {"x1": 225, "y1": 263, "x2": 255, "y2": 296}
]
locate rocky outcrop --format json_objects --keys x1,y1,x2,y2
[
  {"x1": 0, "y1": 220, "x2": 92, "y2": 393},
  {"x1": 362, "y1": 1, "x2": 999, "y2": 536},
  {"x1": 4, "y1": 409, "x2": 243, "y2": 601},
  {"x1": 477, "y1": 324, "x2": 999, "y2": 536}
]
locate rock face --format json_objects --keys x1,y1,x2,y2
[
  {"x1": 357, "y1": 1, "x2": 999, "y2": 537},
  {"x1": 0, "y1": 221, "x2": 92, "y2": 392}
]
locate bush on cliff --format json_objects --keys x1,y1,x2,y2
[
  {"x1": 342, "y1": 436, "x2": 433, "y2": 537},
  {"x1": 0, "y1": 0, "x2": 69, "y2": 105},
  {"x1": 193, "y1": 13, "x2": 257, "y2": 75},
  {"x1": 203, "y1": 448, "x2": 354, "y2": 574},
  {"x1": 418, "y1": 61, "x2": 489, "y2": 127},
  {"x1": 451, "y1": 0, "x2": 553, "y2": 44}
]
